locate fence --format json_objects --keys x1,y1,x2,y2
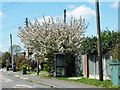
[{"x1": 75, "y1": 54, "x2": 111, "y2": 79}]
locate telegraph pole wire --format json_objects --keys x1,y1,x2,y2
[{"x1": 1, "y1": 0, "x2": 23, "y2": 12}]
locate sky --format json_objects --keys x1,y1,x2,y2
[{"x1": 0, "y1": 0, "x2": 119, "y2": 52}]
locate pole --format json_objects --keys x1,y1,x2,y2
[
  {"x1": 25, "y1": 18, "x2": 28, "y2": 27},
  {"x1": 10, "y1": 34, "x2": 13, "y2": 69},
  {"x1": 64, "y1": 9, "x2": 66, "y2": 23},
  {"x1": 43, "y1": 13, "x2": 45, "y2": 18},
  {"x1": 63, "y1": 9, "x2": 66, "y2": 53},
  {"x1": 95, "y1": 0, "x2": 103, "y2": 81},
  {"x1": 25, "y1": 17, "x2": 30, "y2": 71}
]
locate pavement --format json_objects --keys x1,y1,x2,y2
[{"x1": 1, "y1": 69, "x2": 103, "y2": 88}]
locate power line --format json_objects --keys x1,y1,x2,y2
[
  {"x1": 57, "y1": 0, "x2": 64, "y2": 10},
  {"x1": 0, "y1": 0, "x2": 21, "y2": 10},
  {"x1": 1, "y1": 0, "x2": 23, "y2": 12},
  {"x1": 1, "y1": 22, "x2": 24, "y2": 32}
]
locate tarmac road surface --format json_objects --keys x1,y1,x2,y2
[{"x1": 0, "y1": 71, "x2": 50, "y2": 88}]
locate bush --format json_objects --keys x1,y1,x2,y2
[
  {"x1": 29, "y1": 60, "x2": 37, "y2": 71},
  {"x1": 16, "y1": 67, "x2": 20, "y2": 71},
  {"x1": 81, "y1": 30, "x2": 120, "y2": 55},
  {"x1": 21, "y1": 63, "x2": 28, "y2": 70},
  {"x1": 65, "y1": 51, "x2": 75, "y2": 76},
  {"x1": 15, "y1": 55, "x2": 30, "y2": 70},
  {"x1": 1, "y1": 52, "x2": 11, "y2": 66},
  {"x1": 16, "y1": 55, "x2": 26, "y2": 70},
  {"x1": 44, "y1": 50, "x2": 56, "y2": 75}
]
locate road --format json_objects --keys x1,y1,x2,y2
[{"x1": 0, "y1": 70, "x2": 50, "y2": 88}]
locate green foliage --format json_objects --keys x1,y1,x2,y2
[
  {"x1": 21, "y1": 64, "x2": 28, "y2": 70},
  {"x1": 107, "y1": 32, "x2": 120, "y2": 61},
  {"x1": 80, "y1": 36, "x2": 97, "y2": 55},
  {"x1": 1, "y1": 52, "x2": 11, "y2": 66},
  {"x1": 101, "y1": 30, "x2": 119, "y2": 53},
  {"x1": 35, "y1": 71, "x2": 50, "y2": 77},
  {"x1": 29, "y1": 60, "x2": 36, "y2": 71},
  {"x1": 16, "y1": 67, "x2": 20, "y2": 71},
  {"x1": 16, "y1": 55, "x2": 27, "y2": 70},
  {"x1": 81, "y1": 30, "x2": 120, "y2": 55},
  {"x1": 17, "y1": 56, "x2": 35, "y2": 71},
  {"x1": 65, "y1": 50, "x2": 76, "y2": 76},
  {"x1": 43, "y1": 49, "x2": 56, "y2": 75},
  {"x1": 27, "y1": 71, "x2": 36, "y2": 74}
]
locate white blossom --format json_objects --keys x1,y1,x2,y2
[{"x1": 18, "y1": 17, "x2": 88, "y2": 59}]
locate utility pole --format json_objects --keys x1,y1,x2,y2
[
  {"x1": 43, "y1": 13, "x2": 45, "y2": 18},
  {"x1": 95, "y1": 0, "x2": 103, "y2": 81},
  {"x1": 64, "y1": 9, "x2": 66, "y2": 23},
  {"x1": 25, "y1": 17, "x2": 30, "y2": 71},
  {"x1": 25, "y1": 18, "x2": 28, "y2": 27},
  {"x1": 10, "y1": 34, "x2": 13, "y2": 69},
  {"x1": 63, "y1": 9, "x2": 66, "y2": 53}
]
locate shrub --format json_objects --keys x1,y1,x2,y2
[
  {"x1": 16, "y1": 55, "x2": 28, "y2": 70},
  {"x1": 1, "y1": 52, "x2": 11, "y2": 66},
  {"x1": 81, "y1": 30, "x2": 120, "y2": 55}
]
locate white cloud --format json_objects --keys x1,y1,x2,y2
[
  {"x1": 33, "y1": 5, "x2": 95, "y2": 24},
  {"x1": 0, "y1": 12, "x2": 3, "y2": 18},
  {"x1": 67, "y1": 5, "x2": 75, "y2": 9},
  {"x1": 66, "y1": 5, "x2": 95, "y2": 19},
  {"x1": 110, "y1": 2, "x2": 118, "y2": 8}
]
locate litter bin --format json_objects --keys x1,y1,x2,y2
[
  {"x1": 13, "y1": 65, "x2": 16, "y2": 72},
  {"x1": 110, "y1": 61, "x2": 120, "y2": 86},
  {"x1": 6, "y1": 65, "x2": 9, "y2": 71},
  {"x1": 23, "y1": 66, "x2": 27, "y2": 74}
]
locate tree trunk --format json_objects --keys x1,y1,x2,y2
[{"x1": 37, "y1": 60, "x2": 39, "y2": 75}]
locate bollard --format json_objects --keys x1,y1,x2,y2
[
  {"x1": 13, "y1": 65, "x2": 16, "y2": 72},
  {"x1": 6, "y1": 65, "x2": 9, "y2": 71}
]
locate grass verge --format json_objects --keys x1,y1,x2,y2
[
  {"x1": 35, "y1": 70, "x2": 49, "y2": 77},
  {"x1": 42, "y1": 75, "x2": 118, "y2": 88},
  {"x1": 57, "y1": 77, "x2": 118, "y2": 88},
  {"x1": 27, "y1": 71, "x2": 36, "y2": 74},
  {"x1": 25, "y1": 79, "x2": 57, "y2": 88}
]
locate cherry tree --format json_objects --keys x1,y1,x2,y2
[{"x1": 18, "y1": 17, "x2": 88, "y2": 60}]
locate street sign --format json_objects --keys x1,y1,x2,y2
[{"x1": 6, "y1": 59, "x2": 9, "y2": 63}]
